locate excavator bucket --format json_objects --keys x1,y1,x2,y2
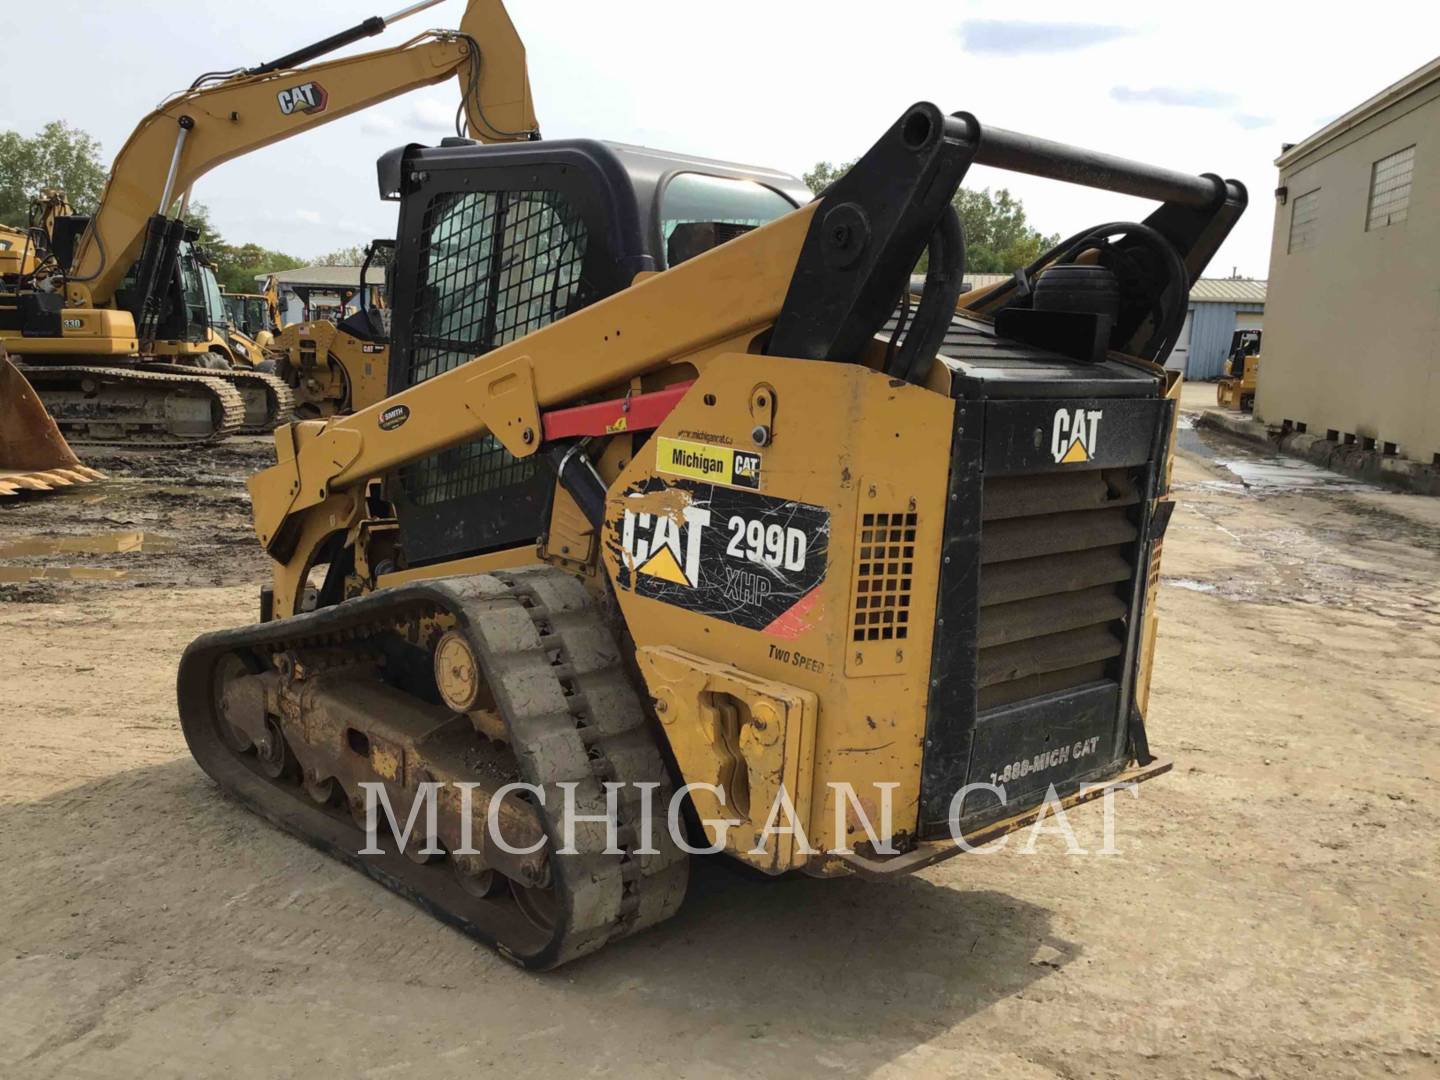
[{"x1": 0, "y1": 349, "x2": 106, "y2": 497}]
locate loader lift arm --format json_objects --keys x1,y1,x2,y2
[{"x1": 64, "y1": 0, "x2": 538, "y2": 310}]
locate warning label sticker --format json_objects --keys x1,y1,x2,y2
[{"x1": 655, "y1": 436, "x2": 761, "y2": 490}]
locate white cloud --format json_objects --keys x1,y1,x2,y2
[
  {"x1": 359, "y1": 115, "x2": 399, "y2": 136},
  {"x1": 960, "y1": 20, "x2": 1134, "y2": 54},
  {"x1": 408, "y1": 98, "x2": 456, "y2": 135}
]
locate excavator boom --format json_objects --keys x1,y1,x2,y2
[{"x1": 65, "y1": 0, "x2": 537, "y2": 309}]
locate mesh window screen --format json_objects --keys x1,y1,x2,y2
[{"x1": 399, "y1": 189, "x2": 589, "y2": 509}]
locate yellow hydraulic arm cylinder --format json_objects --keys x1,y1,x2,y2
[{"x1": 65, "y1": 0, "x2": 537, "y2": 309}]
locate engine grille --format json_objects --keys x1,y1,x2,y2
[{"x1": 976, "y1": 468, "x2": 1140, "y2": 710}]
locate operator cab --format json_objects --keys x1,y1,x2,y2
[
  {"x1": 374, "y1": 137, "x2": 811, "y2": 568},
  {"x1": 335, "y1": 239, "x2": 395, "y2": 344}
]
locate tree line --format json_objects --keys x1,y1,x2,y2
[
  {"x1": 3, "y1": 120, "x2": 1061, "y2": 290},
  {"x1": 1, "y1": 121, "x2": 367, "y2": 292}
]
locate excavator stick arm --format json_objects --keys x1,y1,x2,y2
[{"x1": 65, "y1": 0, "x2": 537, "y2": 309}]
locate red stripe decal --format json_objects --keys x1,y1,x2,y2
[
  {"x1": 541, "y1": 382, "x2": 695, "y2": 441},
  {"x1": 763, "y1": 586, "x2": 823, "y2": 639}
]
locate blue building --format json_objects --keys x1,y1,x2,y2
[{"x1": 1169, "y1": 277, "x2": 1267, "y2": 380}]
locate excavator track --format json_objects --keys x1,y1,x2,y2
[
  {"x1": 15, "y1": 363, "x2": 246, "y2": 446},
  {"x1": 177, "y1": 566, "x2": 689, "y2": 970},
  {"x1": 141, "y1": 363, "x2": 296, "y2": 433}
]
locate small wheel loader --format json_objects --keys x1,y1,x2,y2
[
  {"x1": 270, "y1": 241, "x2": 395, "y2": 418},
  {"x1": 176, "y1": 8, "x2": 1246, "y2": 972},
  {"x1": 1216, "y1": 328, "x2": 1261, "y2": 411}
]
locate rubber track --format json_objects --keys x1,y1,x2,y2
[
  {"x1": 177, "y1": 567, "x2": 689, "y2": 970},
  {"x1": 141, "y1": 363, "x2": 295, "y2": 433},
  {"x1": 17, "y1": 363, "x2": 246, "y2": 447}
]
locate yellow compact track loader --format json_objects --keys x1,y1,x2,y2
[
  {"x1": 224, "y1": 290, "x2": 280, "y2": 350},
  {"x1": 177, "y1": 20, "x2": 1245, "y2": 969}
]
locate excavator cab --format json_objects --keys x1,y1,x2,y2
[
  {"x1": 376, "y1": 137, "x2": 811, "y2": 566},
  {"x1": 336, "y1": 239, "x2": 395, "y2": 344}
]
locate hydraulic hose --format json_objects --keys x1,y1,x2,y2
[
  {"x1": 889, "y1": 204, "x2": 966, "y2": 385},
  {"x1": 982, "y1": 220, "x2": 1189, "y2": 364}
]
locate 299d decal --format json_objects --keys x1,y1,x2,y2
[{"x1": 610, "y1": 477, "x2": 829, "y2": 633}]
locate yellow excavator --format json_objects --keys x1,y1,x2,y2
[
  {"x1": 3, "y1": 188, "x2": 291, "y2": 436},
  {"x1": 0, "y1": 0, "x2": 534, "y2": 446},
  {"x1": 0, "y1": 195, "x2": 106, "y2": 496},
  {"x1": 177, "y1": 1, "x2": 1246, "y2": 970}
]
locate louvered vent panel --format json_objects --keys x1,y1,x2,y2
[{"x1": 977, "y1": 469, "x2": 1140, "y2": 710}]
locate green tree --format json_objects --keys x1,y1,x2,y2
[
  {"x1": 313, "y1": 244, "x2": 367, "y2": 267},
  {"x1": 952, "y1": 187, "x2": 1060, "y2": 273},
  {"x1": 211, "y1": 242, "x2": 306, "y2": 294},
  {"x1": 183, "y1": 202, "x2": 223, "y2": 245},
  {"x1": 0, "y1": 121, "x2": 108, "y2": 227},
  {"x1": 803, "y1": 160, "x2": 1059, "y2": 273},
  {"x1": 802, "y1": 160, "x2": 848, "y2": 194}
]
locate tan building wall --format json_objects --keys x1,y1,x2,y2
[{"x1": 1256, "y1": 63, "x2": 1440, "y2": 464}]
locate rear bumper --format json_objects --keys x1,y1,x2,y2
[{"x1": 817, "y1": 756, "x2": 1172, "y2": 879}]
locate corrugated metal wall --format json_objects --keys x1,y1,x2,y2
[{"x1": 1185, "y1": 301, "x2": 1264, "y2": 379}]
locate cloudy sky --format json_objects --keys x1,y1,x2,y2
[{"x1": 3, "y1": 1, "x2": 1437, "y2": 277}]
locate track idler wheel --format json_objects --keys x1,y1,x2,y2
[
  {"x1": 255, "y1": 717, "x2": 297, "y2": 780},
  {"x1": 304, "y1": 771, "x2": 339, "y2": 805},
  {"x1": 451, "y1": 854, "x2": 508, "y2": 899},
  {"x1": 212, "y1": 652, "x2": 257, "y2": 753}
]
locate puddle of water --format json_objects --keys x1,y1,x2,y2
[
  {"x1": 0, "y1": 530, "x2": 177, "y2": 558},
  {"x1": 0, "y1": 566, "x2": 128, "y2": 582},
  {"x1": 1214, "y1": 457, "x2": 1366, "y2": 492},
  {"x1": 1177, "y1": 423, "x2": 1366, "y2": 494},
  {"x1": 1164, "y1": 577, "x2": 1218, "y2": 594}
]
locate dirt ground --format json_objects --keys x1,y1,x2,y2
[{"x1": 1, "y1": 401, "x2": 1437, "y2": 1079}]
